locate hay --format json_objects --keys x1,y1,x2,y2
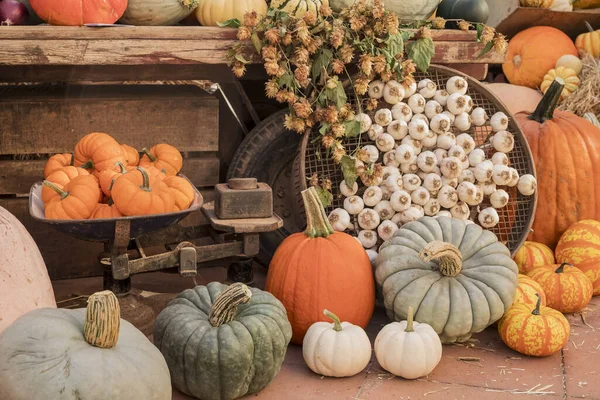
[{"x1": 559, "y1": 55, "x2": 600, "y2": 117}]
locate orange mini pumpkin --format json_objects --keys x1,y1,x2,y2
[
  {"x1": 513, "y1": 241, "x2": 555, "y2": 275},
  {"x1": 42, "y1": 166, "x2": 91, "y2": 204},
  {"x1": 74, "y1": 132, "x2": 127, "y2": 173},
  {"x1": 139, "y1": 144, "x2": 183, "y2": 177},
  {"x1": 163, "y1": 176, "x2": 195, "y2": 211},
  {"x1": 43, "y1": 153, "x2": 73, "y2": 178},
  {"x1": 555, "y1": 219, "x2": 600, "y2": 295},
  {"x1": 265, "y1": 186, "x2": 375, "y2": 345},
  {"x1": 515, "y1": 274, "x2": 547, "y2": 306},
  {"x1": 527, "y1": 263, "x2": 593, "y2": 313},
  {"x1": 97, "y1": 162, "x2": 129, "y2": 197},
  {"x1": 121, "y1": 144, "x2": 140, "y2": 166},
  {"x1": 43, "y1": 175, "x2": 101, "y2": 220},
  {"x1": 90, "y1": 201, "x2": 123, "y2": 219},
  {"x1": 111, "y1": 167, "x2": 175, "y2": 216}
]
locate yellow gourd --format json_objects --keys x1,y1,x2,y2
[
  {"x1": 195, "y1": 0, "x2": 268, "y2": 26},
  {"x1": 575, "y1": 22, "x2": 600, "y2": 58},
  {"x1": 555, "y1": 54, "x2": 583, "y2": 74},
  {"x1": 519, "y1": 0, "x2": 553, "y2": 7},
  {"x1": 540, "y1": 67, "x2": 580, "y2": 100}
]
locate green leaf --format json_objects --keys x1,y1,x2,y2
[
  {"x1": 251, "y1": 32, "x2": 262, "y2": 54},
  {"x1": 407, "y1": 37, "x2": 435, "y2": 72},
  {"x1": 386, "y1": 32, "x2": 404, "y2": 59},
  {"x1": 319, "y1": 122, "x2": 331, "y2": 135},
  {"x1": 477, "y1": 41, "x2": 495, "y2": 58},
  {"x1": 325, "y1": 81, "x2": 347, "y2": 108},
  {"x1": 217, "y1": 18, "x2": 241, "y2": 28},
  {"x1": 278, "y1": 73, "x2": 294, "y2": 88},
  {"x1": 311, "y1": 49, "x2": 333, "y2": 82},
  {"x1": 316, "y1": 187, "x2": 333, "y2": 208},
  {"x1": 344, "y1": 120, "x2": 360, "y2": 138},
  {"x1": 234, "y1": 53, "x2": 249, "y2": 64},
  {"x1": 401, "y1": 31, "x2": 415, "y2": 41},
  {"x1": 340, "y1": 156, "x2": 358, "y2": 188},
  {"x1": 475, "y1": 23, "x2": 485, "y2": 42}
]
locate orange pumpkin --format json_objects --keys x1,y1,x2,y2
[
  {"x1": 121, "y1": 144, "x2": 140, "y2": 166},
  {"x1": 527, "y1": 263, "x2": 593, "y2": 313},
  {"x1": 163, "y1": 176, "x2": 195, "y2": 211},
  {"x1": 502, "y1": 26, "x2": 578, "y2": 89},
  {"x1": 513, "y1": 241, "x2": 555, "y2": 274},
  {"x1": 515, "y1": 80, "x2": 600, "y2": 249},
  {"x1": 74, "y1": 132, "x2": 127, "y2": 173},
  {"x1": 498, "y1": 294, "x2": 570, "y2": 357},
  {"x1": 97, "y1": 162, "x2": 128, "y2": 197},
  {"x1": 555, "y1": 219, "x2": 600, "y2": 295},
  {"x1": 43, "y1": 153, "x2": 73, "y2": 178},
  {"x1": 111, "y1": 167, "x2": 175, "y2": 216},
  {"x1": 29, "y1": 0, "x2": 128, "y2": 26},
  {"x1": 515, "y1": 274, "x2": 547, "y2": 306},
  {"x1": 139, "y1": 144, "x2": 183, "y2": 177},
  {"x1": 90, "y1": 201, "x2": 123, "y2": 219},
  {"x1": 41, "y1": 166, "x2": 91, "y2": 204},
  {"x1": 43, "y1": 175, "x2": 101, "y2": 220},
  {"x1": 265, "y1": 186, "x2": 375, "y2": 345}
]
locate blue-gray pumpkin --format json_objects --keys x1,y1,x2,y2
[{"x1": 154, "y1": 282, "x2": 292, "y2": 400}]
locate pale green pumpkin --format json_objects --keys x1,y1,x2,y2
[
  {"x1": 154, "y1": 282, "x2": 292, "y2": 400},
  {"x1": 375, "y1": 216, "x2": 519, "y2": 343},
  {"x1": 329, "y1": 0, "x2": 441, "y2": 20}
]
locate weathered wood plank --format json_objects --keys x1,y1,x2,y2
[{"x1": 447, "y1": 63, "x2": 489, "y2": 80}]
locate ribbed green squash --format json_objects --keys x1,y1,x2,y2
[
  {"x1": 329, "y1": 0, "x2": 441, "y2": 20},
  {"x1": 375, "y1": 217, "x2": 518, "y2": 343},
  {"x1": 154, "y1": 282, "x2": 292, "y2": 400},
  {"x1": 270, "y1": 0, "x2": 327, "y2": 18}
]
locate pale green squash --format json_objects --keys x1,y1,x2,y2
[
  {"x1": 329, "y1": 0, "x2": 441, "y2": 20},
  {"x1": 270, "y1": 0, "x2": 328, "y2": 18}
]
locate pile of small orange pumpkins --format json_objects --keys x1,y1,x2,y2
[
  {"x1": 499, "y1": 219, "x2": 600, "y2": 357},
  {"x1": 42, "y1": 132, "x2": 195, "y2": 220}
]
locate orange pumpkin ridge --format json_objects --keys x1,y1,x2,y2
[
  {"x1": 527, "y1": 263, "x2": 593, "y2": 313},
  {"x1": 43, "y1": 153, "x2": 74, "y2": 178},
  {"x1": 43, "y1": 175, "x2": 100, "y2": 220},
  {"x1": 120, "y1": 144, "x2": 140, "y2": 166},
  {"x1": 74, "y1": 132, "x2": 127, "y2": 173},
  {"x1": 139, "y1": 144, "x2": 183, "y2": 177},
  {"x1": 97, "y1": 161, "x2": 129, "y2": 197},
  {"x1": 41, "y1": 166, "x2": 90, "y2": 204},
  {"x1": 515, "y1": 274, "x2": 547, "y2": 306},
  {"x1": 111, "y1": 167, "x2": 175, "y2": 216},
  {"x1": 163, "y1": 176, "x2": 195, "y2": 211},
  {"x1": 513, "y1": 241, "x2": 555, "y2": 274}
]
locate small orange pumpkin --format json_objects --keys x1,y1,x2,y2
[
  {"x1": 90, "y1": 200, "x2": 123, "y2": 219},
  {"x1": 513, "y1": 241, "x2": 555, "y2": 275},
  {"x1": 163, "y1": 176, "x2": 195, "y2": 211},
  {"x1": 43, "y1": 175, "x2": 101, "y2": 220},
  {"x1": 42, "y1": 166, "x2": 91, "y2": 204},
  {"x1": 527, "y1": 263, "x2": 593, "y2": 313},
  {"x1": 121, "y1": 144, "x2": 140, "y2": 166},
  {"x1": 139, "y1": 144, "x2": 183, "y2": 177},
  {"x1": 111, "y1": 167, "x2": 175, "y2": 216},
  {"x1": 515, "y1": 274, "x2": 547, "y2": 306},
  {"x1": 97, "y1": 162, "x2": 129, "y2": 197},
  {"x1": 74, "y1": 132, "x2": 127, "y2": 173},
  {"x1": 43, "y1": 153, "x2": 73, "y2": 178}
]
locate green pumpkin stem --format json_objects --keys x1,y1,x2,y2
[
  {"x1": 209, "y1": 283, "x2": 252, "y2": 327},
  {"x1": 302, "y1": 186, "x2": 334, "y2": 238},
  {"x1": 532, "y1": 294, "x2": 542, "y2": 316},
  {"x1": 136, "y1": 166, "x2": 152, "y2": 192},
  {"x1": 84, "y1": 290, "x2": 120, "y2": 349},
  {"x1": 555, "y1": 263, "x2": 570, "y2": 274},
  {"x1": 69, "y1": 153, "x2": 75, "y2": 166},
  {"x1": 528, "y1": 79, "x2": 564, "y2": 123},
  {"x1": 419, "y1": 241, "x2": 463, "y2": 277},
  {"x1": 80, "y1": 160, "x2": 95, "y2": 170},
  {"x1": 405, "y1": 306, "x2": 415, "y2": 333},
  {"x1": 323, "y1": 309, "x2": 343, "y2": 332},
  {"x1": 42, "y1": 180, "x2": 69, "y2": 200},
  {"x1": 115, "y1": 161, "x2": 127, "y2": 174},
  {"x1": 141, "y1": 147, "x2": 158, "y2": 162},
  {"x1": 585, "y1": 21, "x2": 594, "y2": 33}
]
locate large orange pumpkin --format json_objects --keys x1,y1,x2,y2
[
  {"x1": 513, "y1": 241, "x2": 555, "y2": 274},
  {"x1": 29, "y1": 0, "x2": 128, "y2": 26},
  {"x1": 515, "y1": 80, "x2": 600, "y2": 249},
  {"x1": 74, "y1": 132, "x2": 127, "y2": 173},
  {"x1": 515, "y1": 274, "x2": 547, "y2": 307},
  {"x1": 527, "y1": 263, "x2": 593, "y2": 313},
  {"x1": 555, "y1": 219, "x2": 600, "y2": 295},
  {"x1": 43, "y1": 175, "x2": 101, "y2": 220},
  {"x1": 502, "y1": 26, "x2": 578, "y2": 89},
  {"x1": 111, "y1": 167, "x2": 175, "y2": 216},
  {"x1": 43, "y1": 153, "x2": 73, "y2": 178},
  {"x1": 41, "y1": 166, "x2": 91, "y2": 204},
  {"x1": 265, "y1": 186, "x2": 375, "y2": 345}
]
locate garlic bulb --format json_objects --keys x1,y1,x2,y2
[
  {"x1": 376, "y1": 133, "x2": 395, "y2": 152},
  {"x1": 395, "y1": 144, "x2": 416, "y2": 164},
  {"x1": 508, "y1": 168, "x2": 519, "y2": 187},
  {"x1": 425, "y1": 100, "x2": 443, "y2": 120},
  {"x1": 358, "y1": 230, "x2": 378, "y2": 248},
  {"x1": 400, "y1": 206, "x2": 424, "y2": 224},
  {"x1": 440, "y1": 157, "x2": 463, "y2": 179},
  {"x1": 384, "y1": 174, "x2": 404, "y2": 192},
  {"x1": 454, "y1": 112, "x2": 472, "y2": 131},
  {"x1": 446, "y1": 76, "x2": 468, "y2": 95},
  {"x1": 383, "y1": 150, "x2": 399, "y2": 167},
  {"x1": 401, "y1": 136, "x2": 423, "y2": 155},
  {"x1": 383, "y1": 80, "x2": 406, "y2": 105},
  {"x1": 450, "y1": 202, "x2": 470, "y2": 220},
  {"x1": 382, "y1": 166, "x2": 400, "y2": 181},
  {"x1": 328, "y1": 208, "x2": 351, "y2": 232},
  {"x1": 463, "y1": 95, "x2": 474, "y2": 113},
  {"x1": 434, "y1": 149, "x2": 448, "y2": 165},
  {"x1": 467, "y1": 186, "x2": 483, "y2": 206},
  {"x1": 442, "y1": 110, "x2": 456, "y2": 125},
  {"x1": 423, "y1": 173, "x2": 443, "y2": 192},
  {"x1": 417, "y1": 170, "x2": 429, "y2": 181},
  {"x1": 430, "y1": 113, "x2": 451, "y2": 134},
  {"x1": 344, "y1": 195, "x2": 364, "y2": 215},
  {"x1": 390, "y1": 190, "x2": 412, "y2": 212},
  {"x1": 378, "y1": 220, "x2": 399, "y2": 241},
  {"x1": 391, "y1": 102, "x2": 413, "y2": 122},
  {"x1": 468, "y1": 148, "x2": 486, "y2": 167},
  {"x1": 358, "y1": 208, "x2": 381, "y2": 230},
  {"x1": 400, "y1": 161, "x2": 418, "y2": 174},
  {"x1": 478, "y1": 207, "x2": 500, "y2": 228},
  {"x1": 416, "y1": 151, "x2": 437, "y2": 172},
  {"x1": 411, "y1": 187, "x2": 431, "y2": 206},
  {"x1": 455, "y1": 133, "x2": 475, "y2": 154},
  {"x1": 473, "y1": 160, "x2": 494, "y2": 183},
  {"x1": 434, "y1": 89, "x2": 449, "y2": 106},
  {"x1": 436, "y1": 210, "x2": 452, "y2": 218},
  {"x1": 368, "y1": 124, "x2": 384, "y2": 141},
  {"x1": 441, "y1": 176, "x2": 458, "y2": 188},
  {"x1": 391, "y1": 212, "x2": 403, "y2": 225},
  {"x1": 374, "y1": 108, "x2": 393, "y2": 127},
  {"x1": 402, "y1": 174, "x2": 422, "y2": 192},
  {"x1": 423, "y1": 198, "x2": 441, "y2": 216},
  {"x1": 479, "y1": 181, "x2": 497, "y2": 196},
  {"x1": 446, "y1": 93, "x2": 468, "y2": 115},
  {"x1": 492, "y1": 131, "x2": 515, "y2": 153},
  {"x1": 447, "y1": 145, "x2": 466, "y2": 161},
  {"x1": 491, "y1": 164, "x2": 512, "y2": 186},
  {"x1": 368, "y1": 80, "x2": 385, "y2": 99},
  {"x1": 356, "y1": 113, "x2": 373, "y2": 134},
  {"x1": 491, "y1": 152, "x2": 509, "y2": 166},
  {"x1": 402, "y1": 80, "x2": 417, "y2": 98},
  {"x1": 418, "y1": 79, "x2": 437, "y2": 98},
  {"x1": 340, "y1": 180, "x2": 358, "y2": 197},
  {"x1": 457, "y1": 181, "x2": 478, "y2": 204},
  {"x1": 363, "y1": 186, "x2": 384, "y2": 207},
  {"x1": 374, "y1": 200, "x2": 394, "y2": 220},
  {"x1": 471, "y1": 107, "x2": 488, "y2": 126},
  {"x1": 362, "y1": 145, "x2": 379, "y2": 163},
  {"x1": 490, "y1": 189, "x2": 509, "y2": 209},
  {"x1": 408, "y1": 93, "x2": 426, "y2": 114},
  {"x1": 436, "y1": 133, "x2": 456, "y2": 150},
  {"x1": 408, "y1": 119, "x2": 429, "y2": 140},
  {"x1": 458, "y1": 169, "x2": 475, "y2": 184},
  {"x1": 422, "y1": 131, "x2": 437, "y2": 148},
  {"x1": 387, "y1": 119, "x2": 408, "y2": 140},
  {"x1": 490, "y1": 112, "x2": 509, "y2": 132},
  {"x1": 437, "y1": 185, "x2": 459, "y2": 208},
  {"x1": 411, "y1": 113, "x2": 428, "y2": 124},
  {"x1": 517, "y1": 174, "x2": 537, "y2": 196},
  {"x1": 381, "y1": 185, "x2": 393, "y2": 201}
]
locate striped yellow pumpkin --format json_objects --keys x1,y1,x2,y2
[
  {"x1": 515, "y1": 274, "x2": 547, "y2": 306},
  {"x1": 575, "y1": 22, "x2": 600, "y2": 58},
  {"x1": 513, "y1": 241, "x2": 555, "y2": 274},
  {"x1": 528, "y1": 263, "x2": 593, "y2": 313},
  {"x1": 270, "y1": 0, "x2": 328, "y2": 18}
]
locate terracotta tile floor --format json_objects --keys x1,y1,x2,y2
[{"x1": 52, "y1": 266, "x2": 599, "y2": 400}]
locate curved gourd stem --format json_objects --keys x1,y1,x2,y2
[
  {"x1": 209, "y1": 283, "x2": 252, "y2": 327},
  {"x1": 136, "y1": 167, "x2": 152, "y2": 192},
  {"x1": 141, "y1": 148, "x2": 158, "y2": 162},
  {"x1": 323, "y1": 309, "x2": 343, "y2": 332},
  {"x1": 528, "y1": 79, "x2": 564, "y2": 123},
  {"x1": 115, "y1": 161, "x2": 127, "y2": 174},
  {"x1": 405, "y1": 306, "x2": 415, "y2": 333},
  {"x1": 302, "y1": 186, "x2": 334, "y2": 238},
  {"x1": 84, "y1": 290, "x2": 120, "y2": 349},
  {"x1": 42, "y1": 181, "x2": 69, "y2": 200},
  {"x1": 532, "y1": 294, "x2": 542, "y2": 316},
  {"x1": 555, "y1": 263, "x2": 571, "y2": 274},
  {"x1": 419, "y1": 241, "x2": 462, "y2": 277},
  {"x1": 179, "y1": 0, "x2": 200, "y2": 10}
]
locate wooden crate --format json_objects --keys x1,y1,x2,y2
[{"x1": 0, "y1": 84, "x2": 220, "y2": 279}]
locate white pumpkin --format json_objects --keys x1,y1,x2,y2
[
  {"x1": 374, "y1": 306, "x2": 442, "y2": 380},
  {"x1": 555, "y1": 54, "x2": 583, "y2": 75},
  {"x1": 302, "y1": 310, "x2": 372, "y2": 377},
  {"x1": 196, "y1": 0, "x2": 268, "y2": 26},
  {"x1": 550, "y1": 0, "x2": 574, "y2": 11},
  {"x1": 120, "y1": 0, "x2": 201, "y2": 25},
  {"x1": 329, "y1": 0, "x2": 441, "y2": 20}
]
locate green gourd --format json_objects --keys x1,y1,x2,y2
[
  {"x1": 154, "y1": 282, "x2": 292, "y2": 400},
  {"x1": 436, "y1": 0, "x2": 489, "y2": 24}
]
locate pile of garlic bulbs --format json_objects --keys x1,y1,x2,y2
[{"x1": 327, "y1": 75, "x2": 537, "y2": 256}]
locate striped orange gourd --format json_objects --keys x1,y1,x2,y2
[
  {"x1": 555, "y1": 219, "x2": 600, "y2": 295},
  {"x1": 513, "y1": 241, "x2": 555, "y2": 274},
  {"x1": 527, "y1": 263, "x2": 593, "y2": 313},
  {"x1": 515, "y1": 274, "x2": 547, "y2": 306}
]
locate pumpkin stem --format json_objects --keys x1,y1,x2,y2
[
  {"x1": 115, "y1": 161, "x2": 127, "y2": 174},
  {"x1": 136, "y1": 167, "x2": 152, "y2": 192},
  {"x1": 141, "y1": 147, "x2": 158, "y2": 162},
  {"x1": 405, "y1": 306, "x2": 415, "y2": 333},
  {"x1": 209, "y1": 283, "x2": 252, "y2": 327},
  {"x1": 555, "y1": 263, "x2": 570, "y2": 274},
  {"x1": 80, "y1": 160, "x2": 95, "y2": 171},
  {"x1": 532, "y1": 293, "x2": 542, "y2": 316},
  {"x1": 42, "y1": 180, "x2": 69, "y2": 200},
  {"x1": 107, "y1": 197, "x2": 115, "y2": 206},
  {"x1": 84, "y1": 290, "x2": 120, "y2": 349},
  {"x1": 418, "y1": 241, "x2": 462, "y2": 277},
  {"x1": 323, "y1": 309, "x2": 343, "y2": 332},
  {"x1": 585, "y1": 21, "x2": 594, "y2": 33},
  {"x1": 528, "y1": 79, "x2": 564, "y2": 123},
  {"x1": 68, "y1": 153, "x2": 75, "y2": 166},
  {"x1": 178, "y1": 0, "x2": 199, "y2": 11},
  {"x1": 302, "y1": 186, "x2": 334, "y2": 238}
]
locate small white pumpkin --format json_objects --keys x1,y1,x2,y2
[
  {"x1": 302, "y1": 310, "x2": 372, "y2": 378},
  {"x1": 374, "y1": 306, "x2": 442, "y2": 380}
]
